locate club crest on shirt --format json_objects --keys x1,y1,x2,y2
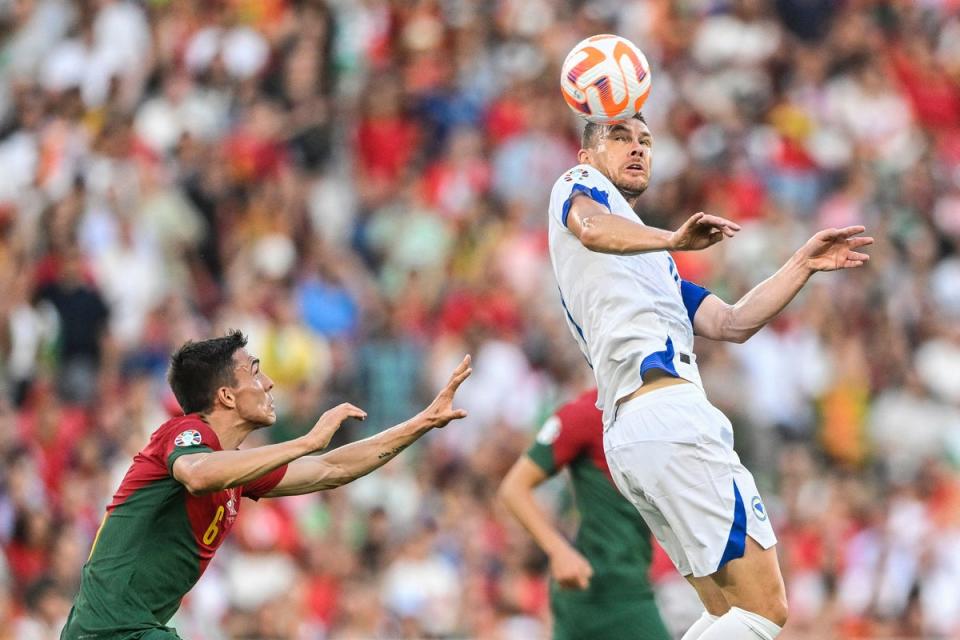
[
  {"x1": 174, "y1": 430, "x2": 203, "y2": 447},
  {"x1": 536, "y1": 416, "x2": 562, "y2": 445},
  {"x1": 751, "y1": 496, "x2": 767, "y2": 521}
]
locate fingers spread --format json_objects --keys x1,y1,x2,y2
[
  {"x1": 838, "y1": 225, "x2": 867, "y2": 237},
  {"x1": 849, "y1": 236, "x2": 874, "y2": 248}
]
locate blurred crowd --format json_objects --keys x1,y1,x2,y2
[{"x1": 1, "y1": 0, "x2": 960, "y2": 638}]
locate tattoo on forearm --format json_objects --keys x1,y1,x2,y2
[{"x1": 378, "y1": 444, "x2": 409, "y2": 459}]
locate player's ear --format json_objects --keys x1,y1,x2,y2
[
  {"x1": 215, "y1": 386, "x2": 236, "y2": 410},
  {"x1": 577, "y1": 148, "x2": 593, "y2": 164}
]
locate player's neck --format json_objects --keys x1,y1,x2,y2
[{"x1": 200, "y1": 410, "x2": 256, "y2": 450}]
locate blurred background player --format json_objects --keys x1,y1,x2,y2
[
  {"x1": 548, "y1": 114, "x2": 872, "y2": 640},
  {"x1": 61, "y1": 331, "x2": 470, "y2": 639},
  {"x1": 499, "y1": 388, "x2": 670, "y2": 640}
]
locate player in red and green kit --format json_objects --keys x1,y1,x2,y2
[
  {"x1": 61, "y1": 330, "x2": 472, "y2": 640},
  {"x1": 499, "y1": 388, "x2": 671, "y2": 640}
]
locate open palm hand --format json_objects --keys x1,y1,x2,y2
[
  {"x1": 419, "y1": 355, "x2": 472, "y2": 429},
  {"x1": 800, "y1": 226, "x2": 874, "y2": 272}
]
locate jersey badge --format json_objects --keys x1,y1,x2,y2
[
  {"x1": 536, "y1": 416, "x2": 562, "y2": 445},
  {"x1": 751, "y1": 496, "x2": 767, "y2": 521},
  {"x1": 174, "y1": 430, "x2": 203, "y2": 447}
]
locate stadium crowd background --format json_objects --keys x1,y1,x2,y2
[{"x1": 1, "y1": 0, "x2": 960, "y2": 638}]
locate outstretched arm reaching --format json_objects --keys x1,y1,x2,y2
[
  {"x1": 566, "y1": 195, "x2": 741, "y2": 255},
  {"x1": 263, "y1": 355, "x2": 472, "y2": 496},
  {"x1": 693, "y1": 226, "x2": 873, "y2": 343}
]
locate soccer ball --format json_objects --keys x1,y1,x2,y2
[{"x1": 560, "y1": 34, "x2": 652, "y2": 124}]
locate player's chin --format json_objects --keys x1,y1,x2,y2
[
  {"x1": 617, "y1": 173, "x2": 649, "y2": 194},
  {"x1": 254, "y1": 411, "x2": 277, "y2": 427}
]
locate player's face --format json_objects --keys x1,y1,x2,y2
[
  {"x1": 583, "y1": 119, "x2": 653, "y2": 199},
  {"x1": 230, "y1": 350, "x2": 276, "y2": 427}
]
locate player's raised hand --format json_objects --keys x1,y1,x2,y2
[
  {"x1": 304, "y1": 403, "x2": 367, "y2": 451},
  {"x1": 798, "y1": 226, "x2": 873, "y2": 272},
  {"x1": 418, "y1": 355, "x2": 472, "y2": 429},
  {"x1": 669, "y1": 212, "x2": 741, "y2": 251},
  {"x1": 550, "y1": 543, "x2": 594, "y2": 590}
]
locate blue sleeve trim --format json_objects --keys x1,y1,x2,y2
[
  {"x1": 680, "y1": 280, "x2": 712, "y2": 327},
  {"x1": 717, "y1": 480, "x2": 747, "y2": 571},
  {"x1": 561, "y1": 183, "x2": 611, "y2": 227}
]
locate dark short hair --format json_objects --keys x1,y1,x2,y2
[
  {"x1": 581, "y1": 112, "x2": 647, "y2": 150},
  {"x1": 168, "y1": 330, "x2": 248, "y2": 414}
]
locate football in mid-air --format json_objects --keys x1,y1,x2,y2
[{"x1": 560, "y1": 34, "x2": 652, "y2": 124}]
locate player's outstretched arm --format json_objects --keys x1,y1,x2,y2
[
  {"x1": 567, "y1": 197, "x2": 740, "y2": 255},
  {"x1": 172, "y1": 403, "x2": 367, "y2": 495},
  {"x1": 263, "y1": 356, "x2": 471, "y2": 497},
  {"x1": 498, "y1": 456, "x2": 593, "y2": 590},
  {"x1": 693, "y1": 226, "x2": 873, "y2": 343}
]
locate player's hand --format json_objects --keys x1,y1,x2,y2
[
  {"x1": 304, "y1": 403, "x2": 367, "y2": 451},
  {"x1": 417, "y1": 355, "x2": 471, "y2": 429},
  {"x1": 797, "y1": 226, "x2": 873, "y2": 272},
  {"x1": 550, "y1": 544, "x2": 594, "y2": 590},
  {"x1": 669, "y1": 212, "x2": 741, "y2": 251}
]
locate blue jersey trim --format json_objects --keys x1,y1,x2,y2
[
  {"x1": 640, "y1": 337, "x2": 679, "y2": 378},
  {"x1": 561, "y1": 183, "x2": 611, "y2": 227},
  {"x1": 717, "y1": 480, "x2": 747, "y2": 571},
  {"x1": 680, "y1": 280, "x2": 712, "y2": 327},
  {"x1": 559, "y1": 290, "x2": 592, "y2": 369}
]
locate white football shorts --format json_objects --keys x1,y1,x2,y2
[{"x1": 603, "y1": 383, "x2": 777, "y2": 578}]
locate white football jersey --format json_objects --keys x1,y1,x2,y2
[{"x1": 548, "y1": 164, "x2": 710, "y2": 427}]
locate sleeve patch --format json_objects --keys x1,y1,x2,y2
[
  {"x1": 535, "y1": 416, "x2": 562, "y2": 445},
  {"x1": 174, "y1": 430, "x2": 203, "y2": 447}
]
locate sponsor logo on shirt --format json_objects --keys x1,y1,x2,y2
[{"x1": 174, "y1": 430, "x2": 203, "y2": 447}]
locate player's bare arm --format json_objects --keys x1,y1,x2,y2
[
  {"x1": 498, "y1": 456, "x2": 593, "y2": 590},
  {"x1": 264, "y1": 355, "x2": 471, "y2": 496},
  {"x1": 693, "y1": 225, "x2": 873, "y2": 343},
  {"x1": 172, "y1": 402, "x2": 367, "y2": 495},
  {"x1": 567, "y1": 199, "x2": 740, "y2": 256}
]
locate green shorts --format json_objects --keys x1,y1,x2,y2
[{"x1": 551, "y1": 590, "x2": 670, "y2": 640}]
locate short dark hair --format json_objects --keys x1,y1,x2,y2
[
  {"x1": 581, "y1": 112, "x2": 647, "y2": 150},
  {"x1": 168, "y1": 330, "x2": 248, "y2": 414}
]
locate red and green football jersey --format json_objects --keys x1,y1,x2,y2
[
  {"x1": 61, "y1": 415, "x2": 287, "y2": 640},
  {"x1": 526, "y1": 390, "x2": 669, "y2": 639}
]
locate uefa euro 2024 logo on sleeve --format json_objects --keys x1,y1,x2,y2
[{"x1": 174, "y1": 430, "x2": 203, "y2": 447}]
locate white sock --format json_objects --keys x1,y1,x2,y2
[
  {"x1": 697, "y1": 606, "x2": 782, "y2": 640},
  {"x1": 681, "y1": 611, "x2": 720, "y2": 640}
]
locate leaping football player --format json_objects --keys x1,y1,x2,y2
[{"x1": 547, "y1": 113, "x2": 871, "y2": 640}]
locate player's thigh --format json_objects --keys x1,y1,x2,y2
[
  {"x1": 686, "y1": 574, "x2": 730, "y2": 617},
  {"x1": 552, "y1": 595, "x2": 671, "y2": 640},
  {"x1": 710, "y1": 537, "x2": 788, "y2": 624}
]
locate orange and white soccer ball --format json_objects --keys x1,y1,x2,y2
[{"x1": 560, "y1": 34, "x2": 652, "y2": 123}]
